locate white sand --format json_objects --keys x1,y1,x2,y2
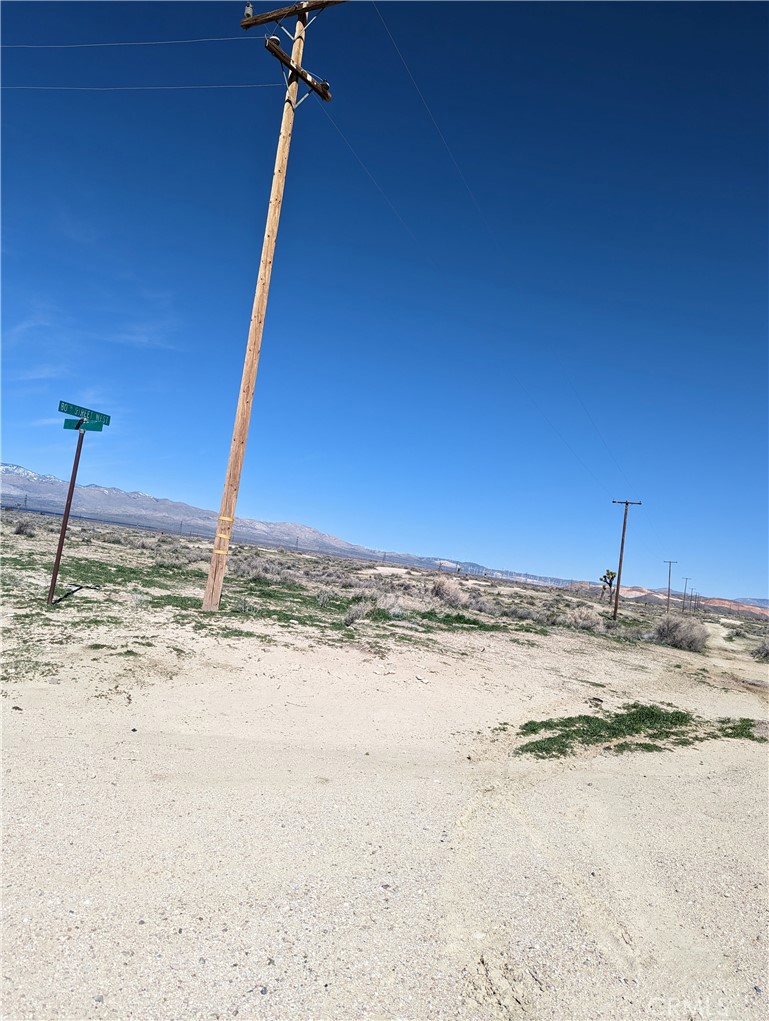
[{"x1": 2, "y1": 547, "x2": 768, "y2": 1019}]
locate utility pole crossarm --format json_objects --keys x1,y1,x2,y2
[
  {"x1": 241, "y1": 1, "x2": 345, "y2": 30},
  {"x1": 264, "y1": 36, "x2": 331, "y2": 100}
]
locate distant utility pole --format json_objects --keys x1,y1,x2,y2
[
  {"x1": 681, "y1": 577, "x2": 690, "y2": 613},
  {"x1": 202, "y1": 0, "x2": 344, "y2": 612},
  {"x1": 664, "y1": 560, "x2": 677, "y2": 614},
  {"x1": 611, "y1": 499, "x2": 642, "y2": 620}
]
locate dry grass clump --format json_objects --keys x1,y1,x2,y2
[
  {"x1": 151, "y1": 537, "x2": 205, "y2": 568},
  {"x1": 315, "y1": 586, "x2": 337, "y2": 608},
  {"x1": 501, "y1": 603, "x2": 541, "y2": 623},
  {"x1": 653, "y1": 616, "x2": 708, "y2": 653},
  {"x1": 562, "y1": 605, "x2": 603, "y2": 631},
  {"x1": 13, "y1": 520, "x2": 36, "y2": 537},
  {"x1": 431, "y1": 576, "x2": 468, "y2": 608},
  {"x1": 344, "y1": 599, "x2": 375, "y2": 626},
  {"x1": 374, "y1": 592, "x2": 406, "y2": 617},
  {"x1": 466, "y1": 594, "x2": 499, "y2": 616},
  {"x1": 230, "y1": 553, "x2": 296, "y2": 586},
  {"x1": 751, "y1": 638, "x2": 769, "y2": 663},
  {"x1": 115, "y1": 532, "x2": 159, "y2": 551}
]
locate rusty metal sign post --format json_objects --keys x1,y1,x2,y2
[{"x1": 47, "y1": 401, "x2": 111, "y2": 605}]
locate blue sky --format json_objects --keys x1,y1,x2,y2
[{"x1": 2, "y1": 1, "x2": 767, "y2": 598}]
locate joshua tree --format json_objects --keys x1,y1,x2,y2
[{"x1": 599, "y1": 569, "x2": 617, "y2": 602}]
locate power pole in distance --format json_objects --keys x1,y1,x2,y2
[
  {"x1": 611, "y1": 499, "x2": 641, "y2": 620},
  {"x1": 664, "y1": 560, "x2": 677, "y2": 615},
  {"x1": 203, "y1": 1, "x2": 345, "y2": 611},
  {"x1": 681, "y1": 577, "x2": 690, "y2": 613}
]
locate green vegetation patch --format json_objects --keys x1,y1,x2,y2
[
  {"x1": 502, "y1": 702, "x2": 766, "y2": 759},
  {"x1": 417, "y1": 610, "x2": 505, "y2": 632}
]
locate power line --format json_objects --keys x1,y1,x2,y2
[
  {"x1": 3, "y1": 83, "x2": 282, "y2": 92},
  {"x1": 576, "y1": 394, "x2": 635, "y2": 493},
  {"x1": 370, "y1": 1, "x2": 486, "y2": 221},
  {"x1": 318, "y1": 101, "x2": 424, "y2": 251},
  {"x1": 2, "y1": 35, "x2": 252, "y2": 49}
]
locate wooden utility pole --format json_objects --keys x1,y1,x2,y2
[
  {"x1": 611, "y1": 499, "x2": 641, "y2": 620},
  {"x1": 203, "y1": 1, "x2": 342, "y2": 611},
  {"x1": 681, "y1": 577, "x2": 690, "y2": 613},
  {"x1": 664, "y1": 559, "x2": 677, "y2": 614}
]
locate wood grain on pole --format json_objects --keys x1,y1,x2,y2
[{"x1": 202, "y1": 13, "x2": 308, "y2": 611}]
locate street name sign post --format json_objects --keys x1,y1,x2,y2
[{"x1": 47, "y1": 401, "x2": 111, "y2": 604}]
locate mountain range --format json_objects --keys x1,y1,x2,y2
[
  {"x1": 2, "y1": 463, "x2": 766, "y2": 613},
  {"x1": 0, "y1": 463, "x2": 524, "y2": 579}
]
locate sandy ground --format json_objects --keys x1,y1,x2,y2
[{"x1": 2, "y1": 550, "x2": 769, "y2": 1020}]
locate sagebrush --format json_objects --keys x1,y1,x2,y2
[{"x1": 653, "y1": 617, "x2": 708, "y2": 653}]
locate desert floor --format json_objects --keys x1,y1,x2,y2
[{"x1": 2, "y1": 516, "x2": 768, "y2": 1021}]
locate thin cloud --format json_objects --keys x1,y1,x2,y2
[
  {"x1": 6, "y1": 364, "x2": 68, "y2": 382},
  {"x1": 103, "y1": 317, "x2": 179, "y2": 350},
  {"x1": 55, "y1": 206, "x2": 101, "y2": 246},
  {"x1": 3, "y1": 313, "x2": 54, "y2": 345}
]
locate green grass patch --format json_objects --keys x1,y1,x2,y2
[
  {"x1": 506, "y1": 702, "x2": 766, "y2": 759},
  {"x1": 150, "y1": 595, "x2": 201, "y2": 611},
  {"x1": 417, "y1": 610, "x2": 504, "y2": 632},
  {"x1": 511, "y1": 623, "x2": 550, "y2": 636},
  {"x1": 612, "y1": 741, "x2": 665, "y2": 754},
  {"x1": 716, "y1": 717, "x2": 767, "y2": 741}
]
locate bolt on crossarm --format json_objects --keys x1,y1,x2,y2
[
  {"x1": 611, "y1": 500, "x2": 641, "y2": 620},
  {"x1": 202, "y1": 1, "x2": 344, "y2": 611}
]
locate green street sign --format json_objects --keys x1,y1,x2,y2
[
  {"x1": 63, "y1": 418, "x2": 103, "y2": 432},
  {"x1": 58, "y1": 400, "x2": 110, "y2": 426}
]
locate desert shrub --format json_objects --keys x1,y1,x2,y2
[
  {"x1": 467, "y1": 595, "x2": 499, "y2": 616},
  {"x1": 375, "y1": 592, "x2": 405, "y2": 617},
  {"x1": 501, "y1": 603, "x2": 538, "y2": 622},
  {"x1": 316, "y1": 587, "x2": 338, "y2": 608},
  {"x1": 563, "y1": 605, "x2": 602, "y2": 631},
  {"x1": 13, "y1": 520, "x2": 36, "y2": 537},
  {"x1": 431, "y1": 576, "x2": 467, "y2": 608},
  {"x1": 230, "y1": 554, "x2": 295, "y2": 585},
  {"x1": 727, "y1": 627, "x2": 746, "y2": 638},
  {"x1": 344, "y1": 600, "x2": 375, "y2": 626},
  {"x1": 751, "y1": 639, "x2": 769, "y2": 663},
  {"x1": 117, "y1": 532, "x2": 156, "y2": 550},
  {"x1": 653, "y1": 617, "x2": 708, "y2": 653}
]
